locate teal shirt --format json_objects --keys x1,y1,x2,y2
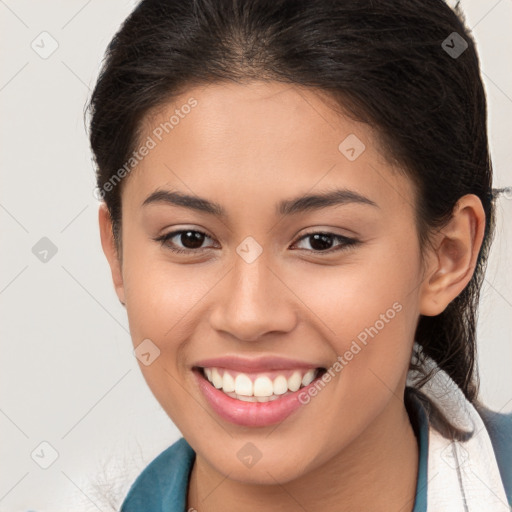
[{"x1": 121, "y1": 396, "x2": 512, "y2": 512}]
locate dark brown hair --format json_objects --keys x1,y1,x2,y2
[{"x1": 87, "y1": 0, "x2": 496, "y2": 437}]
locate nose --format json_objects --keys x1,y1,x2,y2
[{"x1": 208, "y1": 253, "x2": 297, "y2": 342}]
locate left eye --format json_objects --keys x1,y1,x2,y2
[
  {"x1": 154, "y1": 229, "x2": 215, "y2": 254},
  {"x1": 292, "y1": 231, "x2": 358, "y2": 253},
  {"x1": 154, "y1": 229, "x2": 358, "y2": 255}
]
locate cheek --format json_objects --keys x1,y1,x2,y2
[
  {"x1": 124, "y1": 261, "x2": 207, "y2": 345},
  {"x1": 288, "y1": 235, "x2": 421, "y2": 394}
]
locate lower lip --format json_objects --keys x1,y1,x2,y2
[{"x1": 193, "y1": 368, "x2": 323, "y2": 427}]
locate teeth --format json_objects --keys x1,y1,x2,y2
[
  {"x1": 287, "y1": 371, "x2": 302, "y2": 392},
  {"x1": 253, "y1": 376, "x2": 274, "y2": 397},
  {"x1": 211, "y1": 368, "x2": 223, "y2": 389},
  {"x1": 273, "y1": 375, "x2": 288, "y2": 395},
  {"x1": 237, "y1": 394, "x2": 255, "y2": 402},
  {"x1": 234, "y1": 374, "x2": 253, "y2": 396},
  {"x1": 301, "y1": 369, "x2": 316, "y2": 387},
  {"x1": 222, "y1": 372, "x2": 235, "y2": 392},
  {"x1": 201, "y1": 367, "x2": 320, "y2": 399}
]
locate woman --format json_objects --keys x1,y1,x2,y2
[{"x1": 88, "y1": 0, "x2": 512, "y2": 510}]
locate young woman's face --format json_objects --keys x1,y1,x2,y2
[{"x1": 113, "y1": 81, "x2": 426, "y2": 483}]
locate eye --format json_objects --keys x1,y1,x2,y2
[
  {"x1": 154, "y1": 229, "x2": 359, "y2": 255},
  {"x1": 154, "y1": 229, "x2": 215, "y2": 254},
  {"x1": 291, "y1": 230, "x2": 359, "y2": 254}
]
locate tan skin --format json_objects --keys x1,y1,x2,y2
[{"x1": 98, "y1": 81, "x2": 485, "y2": 511}]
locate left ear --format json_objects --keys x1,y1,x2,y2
[{"x1": 419, "y1": 194, "x2": 486, "y2": 316}]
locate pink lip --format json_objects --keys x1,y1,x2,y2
[
  {"x1": 193, "y1": 355, "x2": 321, "y2": 373},
  {"x1": 193, "y1": 368, "x2": 323, "y2": 427}
]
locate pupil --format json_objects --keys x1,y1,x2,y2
[
  {"x1": 182, "y1": 231, "x2": 204, "y2": 249},
  {"x1": 310, "y1": 233, "x2": 332, "y2": 251}
]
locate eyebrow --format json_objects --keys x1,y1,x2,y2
[{"x1": 142, "y1": 187, "x2": 378, "y2": 217}]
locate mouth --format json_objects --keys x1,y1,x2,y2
[
  {"x1": 195, "y1": 366, "x2": 327, "y2": 402},
  {"x1": 192, "y1": 365, "x2": 328, "y2": 427}
]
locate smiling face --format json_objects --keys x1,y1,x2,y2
[{"x1": 101, "y1": 80, "x2": 427, "y2": 484}]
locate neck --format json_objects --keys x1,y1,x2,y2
[{"x1": 187, "y1": 395, "x2": 419, "y2": 512}]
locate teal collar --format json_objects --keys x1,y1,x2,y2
[{"x1": 121, "y1": 392, "x2": 430, "y2": 512}]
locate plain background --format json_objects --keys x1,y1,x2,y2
[{"x1": 0, "y1": 0, "x2": 511, "y2": 510}]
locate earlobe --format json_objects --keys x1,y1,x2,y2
[
  {"x1": 419, "y1": 194, "x2": 485, "y2": 317},
  {"x1": 98, "y1": 203, "x2": 126, "y2": 306}
]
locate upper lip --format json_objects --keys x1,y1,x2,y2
[{"x1": 193, "y1": 355, "x2": 324, "y2": 373}]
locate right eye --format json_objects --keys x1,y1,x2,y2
[{"x1": 153, "y1": 229, "x2": 216, "y2": 254}]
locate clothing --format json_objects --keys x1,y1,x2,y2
[{"x1": 120, "y1": 390, "x2": 512, "y2": 512}]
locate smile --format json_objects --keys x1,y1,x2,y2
[
  {"x1": 200, "y1": 367, "x2": 321, "y2": 402},
  {"x1": 193, "y1": 363, "x2": 328, "y2": 427}
]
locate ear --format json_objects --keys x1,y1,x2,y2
[
  {"x1": 98, "y1": 203, "x2": 126, "y2": 306},
  {"x1": 419, "y1": 194, "x2": 486, "y2": 316}
]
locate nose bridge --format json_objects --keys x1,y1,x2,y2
[{"x1": 209, "y1": 241, "x2": 296, "y2": 341}]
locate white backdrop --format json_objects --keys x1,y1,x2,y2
[{"x1": 1, "y1": 1, "x2": 511, "y2": 511}]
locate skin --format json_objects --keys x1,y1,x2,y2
[{"x1": 99, "y1": 81, "x2": 485, "y2": 511}]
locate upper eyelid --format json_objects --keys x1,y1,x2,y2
[{"x1": 159, "y1": 228, "x2": 356, "y2": 248}]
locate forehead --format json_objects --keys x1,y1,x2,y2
[{"x1": 122, "y1": 81, "x2": 415, "y2": 220}]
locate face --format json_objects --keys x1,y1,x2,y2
[{"x1": 106, "y1": 81, "x2": 427, "y2": 484}]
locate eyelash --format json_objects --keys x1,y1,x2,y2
[{"x1": 153, "y1": 229, "x2": 359, "y2": 255}]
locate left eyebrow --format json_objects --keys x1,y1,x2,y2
[
  {"x1": 142, "y1": 189, "x2": 226, "y2": 217},
  {"x1": 276, "y1": 188, "x2": 378, "y2": 216},
  {"x1": 141, "y1": 187, "x2": 378, "y2": 217}
]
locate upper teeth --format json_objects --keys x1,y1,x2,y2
[{"x1": 203, "y1": 367, "x2": 318, "y2": 397}]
